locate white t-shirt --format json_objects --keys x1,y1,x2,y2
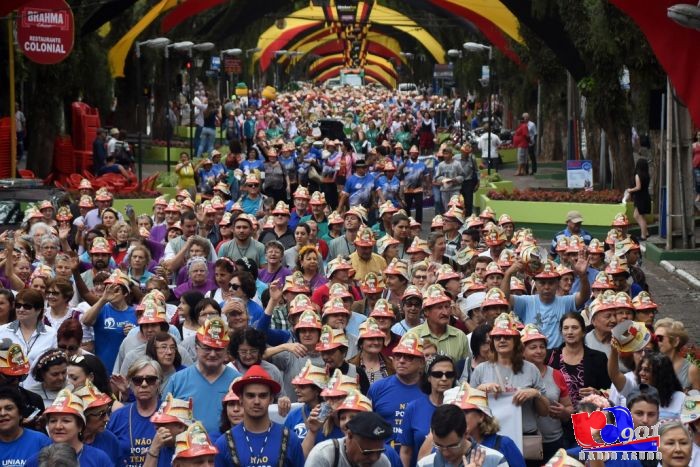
[
  {"x1": 611, "y1": 371, "x2": 685, "y2": 420},
  {"x1": 478, "y1": 132, "x2": 501, "y2": 159}
]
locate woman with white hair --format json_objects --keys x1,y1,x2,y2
[{"x1": 173, "y1": 257, "x2": 216, "y2": 299}]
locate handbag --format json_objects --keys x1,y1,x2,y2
[{"x1": 522, "y1": 434, "x2": 544, "y2": 460}]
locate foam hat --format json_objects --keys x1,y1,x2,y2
[
  {"x1": 354, "y1": 226, "x2": 376, "y2": 247},
  {"x1": 282, "y1": 271, "x2": 311, "y2": 293},
  {"x1": 291, "y1": 186, "x2": 311, "y2": 201},
  {"x1": 612, "y1": 291, "x2": 634, "y2": 310},
  {"x1": 479, "y1": 206, "x2": 497, "y2": 222},
  {"x1": 291, "y1": 360, "x2": 328, "y2": 389},
  {"x1": 288, "y1": 294, "x2": 315, "y2": 317},
  {"x1": 443, "y1": 206, "x2": 465, "y2": 224},
  {"x1": 30, "y1": 264, "x2": 55, "y2": 282},
  {"x1": 430, "y1": 215, "x2": 445, "y2": 230},
  {"x1": 293, "y1": 309, "x2": 323, "y2": 331},
  {"x1": 422, "y1": 283, "x2": 451, "y2": 308},
  {"x1": 614, "y1": 238, "x2": 640, "y2": 257},
  {"x1": 605, "y1": 257, "x2": 630, "y2": 276},
  {"x1": 589, "y1": 290, "x2": 617, "y2": 317},
  {"x1": 566, "y1": 235, "x2": 584, "y2": 254},
  {"x1": 137, "y1": 301, "x2": 168, "y2": 325},
  {"x1": 271, "y1": 201, "x2": 290, "y2": 216},
  {"x1": 78, "y1": 195, "x2": 94, "y2": 209},
  {"x1": 180, "y1": 198, "x2": 196, "y2": 211},
  {"x1": 612, "y1": 320, "x2": 651, "y2": 353},
  {"x1": 454, "y1": 247, "x2": 478, "y2": 267},
  {"x1": 244, "y1": 173, "x2": 262, "y2": 185},
  {"x1": 55, "y1": 206, "x2": 73, "y2": 222},
  {"x1": 213, "y1": 182, "x2": 230, "y2": 196},
  {"x1": 681, "y1": 394, "x2": 700, "y2": 425},
  {"x1": 164, "y1": 199, "x2": 181, "y2": 213},
  {"x1": 89, "y1": 237, "x2": 111, "y2": 254},
  {"x1": 448, "y1": 194, "x2": 465, "y2": 209},
  {"x1": 44, "y1": 388, "x2": 87, "y2": 424},
  {"x1": 230, "y1": 201, "x2": 244, "y2": 213},
  {"x1": 316, "y1": 325, "x2": 349, "y2": 352},
  {"x1": 78, "y1": 178, "x2": 94, "y2": 190},
  {"x1": 543, "y1": 448, "x2": 585, "y2": 467},
  {"x1": 261, "y1": 216, "x2": 274, "y2": 230},
  {"x1": 327, "y1": 211, "x2": 344, "y2": 225},
  {"x1": 446, "y1": 382, "x2": 493, "y2": 418},
  {"x1": 210, "y1": 196, "x2": 225, "y2": 210},
  {"x1": 360, "y1": 272, "x2": 385, "y2": 294},
  {"x1": 534, "y1": 260, "x2": 561, "y2": 279},
  {"x1": 154, "y1": 195, "x2": 169, "y2": 207},
  {"x1": 490, "y1": 313, "x2": 521, "y2": 336},
  {"x1": 0, "y1": 341, "x2": 30, "y2": 376},
  {"x1": 234, "y1": 213, "x2": 256, "y2": 228},
  {"x1": 337, "y1": 390, "x2": 373, "y2": 413},
  {"x1": 383, "y1": 160, "x2": 397, "y2": 172},
  {"x1": 406, "y1": 237, "x2": 430, "y2": 256},
  {"x1": 195, "y1": 317, "x2": 230, "y2": 349},
  {"x1": 461, "y1": 273, "x2": 486, "y2": 293},
  {"x1": 409, "y1": 145, "x2": 419, "y2": 154},
  {"x1": 632, "y1": 291, "x2": 658, "y2": 311},
  {"x1": 104, "y1": 270, "x2": 132, "y2": 289},
  {"x1": 587, "y1": 238, "x2": 605, "y2": 254},
  {"x1": 392, "y1": 331, "x2": 424, "y2": 358},
  {"x1": 401, "y1": 285, "x2": 422, "y2": 301},
  {"x1": 151, "y1": 393, "x2": 194, "y2": 426},
  {"x1": 408, "y1": 216, "x2": 421, "y2": 229},
  {"x1": 378, "y1": 200, "x2": 399, "y2": 218},
  {"x1": 222, "y1": 379, "x2": 241, "y2": 404},
  {"x1": 436, "y1": 264, "x2": 460, "y2": 283},
  {"x1": 510, "y1": 276, "x2": 526, "y2": 292},
  {"x1": 358, "y1": 317, "x2": 387, "y2": 340},
  {"x1": 308, "y1": 190, "x2": 326, "y2": 205},
  {"x1": 219, "y1": 212, "x2": 232, "y2": 227},
  {"x1": 173, "y1": 421, "x2": 219, "y2": 460},
  {"x1": 369, "y1": 299, "x2": 395, "y2": 320},
  {"x1": 322, "y1": 297, "x2": 350, "y2": 318},
  {"x1": 611, "y1": 212, "x2": 630, "y2": 227},
  {"x1": 321, "y1": 369, "x2": 359, "y2": 398},
  {"x1": 498, "y1": 213, "x2": 514, "y2": 226},
  {"x1": 481, "y1": 288, "x2": 510, "y2": 308},
  {"x1": 383, "y1": 258, "x2": 410, "y2": 281},
  {"x1": 605, "y1": 228, "x2": 624, "y2": 246},
  {"x1": 483, "y1": 262, "x2": 504, "y2": 279},
  {"x1": 520, "y1": 324, "x2": 548, "y2": 344},
  {"x1": 168, "y1": 221, "x2": 183, "y2": 233},
  {"x1": 23, "y1": 207, "x2": 43, "y2": 222},
  {"x1": 497, "y1": 249, "x2": 516, "y2": 268},
  {"x1": 328, "y1": 282, "x2": 353, "y2": 300},
  {"x1": 591, "y1": 271, "x2": 615, "y2": 290},
  {"x1": 554, "y1": 237, "x2": 570, "y2": 253},
  {"x1": 376, "y1": 235, "x2": 400, "y2": 256},
  {"x1": 176, "y1": 189, "x2": 192, "y2": 200},
  {"x1": 466, "y1": 215, "x2": 484, "y2": 229},
  {"x1": 344, "y1": 205, "x2": 368, "y2": 223},
  {"x1": 556, "y1": 263, "x2": 574, "y2": 277},
  {"x1": 95, "y1": 188, "x2": 113, "y2": 201},
  {"x1": 232, "y1": 364, "x2": 281, "y2": 396},
  {"x1": 73, "y1": 379, "x2": 112, "y2": 410}
]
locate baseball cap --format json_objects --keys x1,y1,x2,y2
[{"x1": 346, "y1": 412, "x2": 392, "y2": 440}]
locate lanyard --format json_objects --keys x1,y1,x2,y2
[{"x1": 242, "y1": 424, "x2": 272, "y2": 460}]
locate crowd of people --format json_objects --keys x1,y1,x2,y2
[{"x1": 0, "y1": 84, "x2": 697, "y2": 467}]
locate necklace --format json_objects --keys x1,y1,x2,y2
[
  {"x1": 235, "y1": 240, "x2": 252, "y2": 259},
  {"x1": 242, "y1": 423, "x2": 272, "y2": 461}
]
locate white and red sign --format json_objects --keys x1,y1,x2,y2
[{"x1": 17, "y1": 0, "x2": 74, "y2": 65}]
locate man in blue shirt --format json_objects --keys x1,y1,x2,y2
[
  {"x1": 164, "y1": 317, "x2": 240, "y2": 438},
  {"x1": 551, "y1": 210, "x2": 593, "y2": 257},
  {"x1": 501, "y1": 255, "x2": 590, "y2": 349},
  {"x1": 401, "y1": 145, "x2": 429, "y2": 224},
  {"x1": 338, "y1": 160, "x2": 375, "y2": 212},
  {"x1": 214, "y1": 365, "x2": 305, "y2": 467}
]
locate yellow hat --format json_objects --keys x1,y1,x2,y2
[{"x1": 611, "y1": 320, "x2": 651, "y2": 353}]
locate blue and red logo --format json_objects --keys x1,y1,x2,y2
[{"x1": 571, "y1": 406, "x2": 659, "y2": 455}]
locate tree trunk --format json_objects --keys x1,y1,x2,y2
[
  {"x1": 600, "y1": 115, "x2": 634, "y2": 190},
  {"x1": 540, "y1": 104, "x2": 566, "y2": 161},
  {"x1": 26, "y1": 68, "x2": 66, "y2": 177}
]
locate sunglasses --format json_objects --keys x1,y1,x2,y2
[
  {"x1": 46, "y1": 290, "x2": 61, "y2": 296},
  {"x1": 655, "y1": 335, "x2": 665, "y2": 342},
  {"x1": 246, "y1": 184, "x2": 260, "y2": 188},
  {"x1": 352, "y1": 437, "x2": 385, "y2": 456},
  {"x1": 131, "y1": 375, "x2": 159, "y2": 386},
  {"x1": 394, "y1": 354, "x2": 418, "y2": 362},
  {"x1": 15, "y1": 303, "x2": 36, "y2": 310},
  {"x1": 493, "y1": 335, "x2": 513, "y2": 341},
  {"x1": 87, "y1": 407, "x2": 111, "y2": 419},
  {"x1": 229, "y1": 283, "x2": 241, "y2": 290},
  {"x1": 429, "y1": 371, "x2": 456, "y2": 379}
]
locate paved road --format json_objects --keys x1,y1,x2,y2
[{"x1": 643, "y1": 260, "x2": 700, "y2": 338}]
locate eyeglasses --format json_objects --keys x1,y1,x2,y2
[
  {"x1": 429, "y1": 371, "x2": 456, "y2": 379},
  {"x1": 131, "y1": 375, "x2": 159, "y2": 386},
  {"x1": 413, "y1": 275, "x2": 427, "y2": 280},
  {"x1": 87, "y1": 407, "x2": 111, "y2": 419},
  {"x1": 156, "y1": 345, "x2": 177, "y2": 353},
  {"x1": 274, "y1": 214, "x2": 287, "y2": 218},
  {"x1": 352, "y1": 437, "x2": 385, "y2": 456},
  {"x1": 238, "y1": 349, "x2": 259, "y2": 357},
  {"x1": 433, "y1": 439, "x2": 463, "y2": 452},
  {"x1": 229, "y1": 283, "x2": 241, "y2": 291},
  {"x1": 197, "y1": 345, "x2": 225, "y2": 354},
  {"x1": 46, "y1": 290, "x2": 61, "y2": 296},
  {"x1": 15, "y1": 303, "x2": 36, "y2": 310}
]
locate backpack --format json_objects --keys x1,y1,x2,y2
[{"x1": 113, "y1": 141, "x2": 133, "y2": 166}]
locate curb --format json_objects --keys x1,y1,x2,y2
[{"x1": 660, "y1": 260, "x2": 700, "y2": 289}]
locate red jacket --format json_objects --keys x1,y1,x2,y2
[{"x1": 513, "y1": 122, "x2": 530, "y2": 149}]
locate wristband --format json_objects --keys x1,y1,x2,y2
[{"x1": 147, "y1": 451, "x2": 159, "y2": 458}]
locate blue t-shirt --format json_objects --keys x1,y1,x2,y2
[
  {"x1": 93, "y1": 303, "x2": 137, "y2": 372},
  {"x1": 163, "y1": 365, "x2": 240, "y2": 438},
  {"x1": 0, "y1": 428, "x2": 51, "y2": 466},
  {"x1": 398, "y1": 394, "x2": 436, "y2": 467},
  {"x1": 214, "y1": 423, "x2": 304, "y2": 467},
  {"x1": 402, "y1": 159, "x2": 427, "y2": 188},
  {"x1": 513, "y1": 294, "x2": 577, "y2": 348},
  {"x1": 239, "y1": 195, "x2": 264, "y2": 216},
  {"x1": 25, "y1": 443, "x2": 113, "y2": 467},
  {"x1": 156, "y1": 446, "x2": 174, "y2": 467},
  {"x1": 375, "y1": 175, "x2": 401, "y2": 206},
  {"x1": 283, "y1": 404, "x2": 343, "y2": 442},
  {"x1": 343, "y1": 173, "x2": 375, "y2": 207},
  {"x1": 248, "y1": 297, "x2": 264, "y2": 326},
  {"x1": 367, "y1": 375, "x2": 424, "y2": 448},
  {"x1": 89, "y1": 429, "x2": 126, "y2": 463},
  {"x1": 240, "y1": 159, "x2": 265, "y2": 175},
  {"x1": 482, "y1": 433, "x2": 526, "y2": 467},
  {"x1": 107, "y1": 402, "x2": 158, "y2": 467}
]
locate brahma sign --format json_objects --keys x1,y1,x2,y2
[{"x1": 17, "y1": 0, "x2": 74, "y2": 65}]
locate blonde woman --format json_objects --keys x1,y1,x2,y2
[{"x1": 654, "y1": 318, "x2": 691, "y2": 388}]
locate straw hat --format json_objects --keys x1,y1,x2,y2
[
  {"x1": 195, "y1": 317, "x2": 230, "y2": 349},
  {"x1": 150, "y1": 393, "x2": 194, "y2": 426},
  {"x1": 316, "y1": 325, "x2": 349, "y2": 352}
]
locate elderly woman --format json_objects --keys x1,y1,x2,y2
[
  {"x1": 37, "y1": 234, "x2": 60, "y2": 269},
  {"x1": 399, "y1": 355, "x2": 456, "y2": 467},
  {"x1": 173, "y1": 257, "x2": 216, "y2": 299},
  {"x1": 521, "y1": 324, "x2": 573, "y2": 460},
  {"x1": 110, "y1": 220, "x2": 136, "y2": 264},
  {"x1": 43, "y1": 277, "x2": 75, "y2": 329},
  {"x1": 0, "y1": 288, "x2": 57, "y2": 364},
  {"x1": 24, "y1": 388, "x2": 113, "y2": 466},
  {"x1": 296, "y1": 245, "x2": 327, "y2": 290},
  {"x1": 145, "y1": 332, "x2": 186, "y2": 391},
  {"x1": 126, "y1": 244, "x2": 153, "y2": 288},
  {"x1": 227, "y1": 327, "x2": 284, "y2": 392},
  {"x1": 24, "y1": 348, "x2": 67, "y2": 406},
  {"x1": 107, "y1": 357, "x2": 162, "y2": 466},
  {"x1": 171, "y1": 236, "x2": 214, "y2": 286},
  {"x1": 470, "y1": 313, "x2": 550, "y2": 462},
  {"x1": 658, "y1": 421, "x2": 693, "y2": 467},
  {"x1": 654, "y1": 318, "x2": 691, "y2": 388}
]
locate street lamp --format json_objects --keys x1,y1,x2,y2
[
  {"x1": 135, "y1": 37, "x2": 170, "y2": 185},
  {"x1": 463, "y1": 41, "x2": 495, "y2": 174}
]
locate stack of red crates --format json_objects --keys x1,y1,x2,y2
[
  {"x1": 54, "y1": 136, "x2": 75, "y2": 175},
  {"x1": 0, "y1": 118, "x2": 10, "y2": 178},
  {"x1": 71, "y1": 102, "x2": 101, "y2": 172}
]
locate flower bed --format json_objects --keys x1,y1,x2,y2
[
  {"x1": 487, "y1": 188, "x2": 623, "y2": 204},
  {"x1": 479, "y1": 191, "x2": 634, "y2": 227}
]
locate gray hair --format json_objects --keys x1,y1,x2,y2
[
  {"x1": 659, "y1": 420, "x2": 691, "y2": 440},
  {"x1": 29, "y1": 222, "x2": 51, "y2": 238},
  {"x1": 37, "y1": 443, "x2": 79, "y2": 467},
  {"x1": 187, "y1": 256, "x2": 208, "y2": 273},
  {"x1": 126, "y1": 356, "x2": 163, "y2": 383},
  {"x1": 40, "y1": 234, "x2": 60, "y2": 249}
]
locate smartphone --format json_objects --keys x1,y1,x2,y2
[{"x1": 317, "y1": 402, "x2": 332, "y2": 423}]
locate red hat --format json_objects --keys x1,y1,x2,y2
[
  {"x1": 483, "y1": 262, "x2": 504, "y2": 279},
  {"x1": 173, "y1": 422, "x2": 219, "y2": 460},
  {"x1": 520, "y1": 324, "x2": 548, "y2": 344},
  {"x1": 231, "y1": 364, "x2": 281, "y2": 396},
  {"x1": 490, "y1": 313, "x2": 520, "y2": 336},
  {"x1": 392, "y1": 332, "x2": 425, "y2": 358},
  {"x1": 195, "y1": 317, "x2": 230, "y2": 349},
  {"x1": 534, "y1": 260, "x2": 561, "y2": 279},
  {"x1": 422, "y1": 284, "x2": 451, "y2": 308},
  {"x1": 481, "y1": 288, "x2": 509, "y2": 308},
  {"x1": 369, "y1": 299, "x2": 395, "y2": 319},
  {"x1": 632, "y1": 291, "x2": 658, "y2": 311},
  {"x1": 0, "y1": 343, "x2": 30, "y2": 376}
]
